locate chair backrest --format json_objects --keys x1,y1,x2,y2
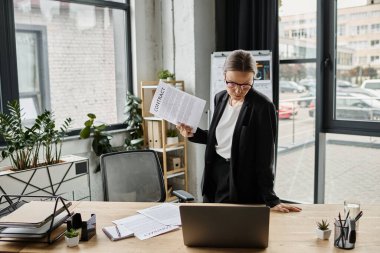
[{"x1": 100, "y1": 150, "x2": 166, "y2": 202}]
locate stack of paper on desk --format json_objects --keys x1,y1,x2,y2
[
  {"x1": 109, "y1": 203, "x2": 181, "y2": 240},
  {"x1": 0, "y1": 201, "x2": 72, "y2": 228},
  {"x1": 0, "y1": 200, "x2": 72, "y2": 240}
]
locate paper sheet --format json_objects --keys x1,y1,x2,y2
[
  {"x1": 137, "y1": 203, "x2": 181, "y2": 226},
  {"x1": 113, "y1": 214, "x2": 178, "y2": 240},
  {"x1": 149, "y1": 82, "x2": 206, "y2": 132}
]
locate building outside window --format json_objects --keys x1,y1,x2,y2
[
  {"x1": 12, "y1": 0, "x2": 129, "y2": 129},
  {"x1": 277, "y1": 0, "x2": 380, "y2": 204}
]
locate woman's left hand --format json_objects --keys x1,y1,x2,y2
[{"x1": 271, "y1": 203, "x2": 302, "y2": 213}]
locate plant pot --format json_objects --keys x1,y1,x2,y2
[
  {"x1": 65, "y1": 235, "x2": 79, "y2": 247},
  {"x1": 166, "y1": 137, "x2": 179, "y2": 145},
  {"x1": 166, "y1": 77, "x2": 174, "y2": 81},
  {"x1": 316, "y1": 228, "x2": 331, "y2": 240},
  {"x1": 0, "y1": 155, "x2": 90, "y2": 201}
]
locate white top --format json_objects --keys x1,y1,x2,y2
[{"x1": 215, "y1": 101, "x2": 243, "y2": 159}]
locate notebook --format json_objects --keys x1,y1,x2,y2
[
  {"x1": 102, "y1": 225, "x2": 134, "y2": 241},
  {"x1": 179, "y1": 204, "x2": 270, "y2": 248}
]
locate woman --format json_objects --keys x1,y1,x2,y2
[{"x1": 177, "y1": 50, "x2": 301, "y2": 213}]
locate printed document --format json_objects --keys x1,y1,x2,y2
[
  {"x1": 149, "y1": 82, "x2": 206, "y2": 132},
  {"x1": 137, "y1": 203, "x2": 181, "y2": 226},
  {"x1": 113, "y1": 214, "x2": 179, "y2": 240}
]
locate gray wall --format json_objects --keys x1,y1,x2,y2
[{"x1": 130, "y1": 0, "x2": 215, "y2": 200}]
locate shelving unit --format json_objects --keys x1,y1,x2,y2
[{"x1": 141, "y1": 80, "x2": 188, "y2": 202}]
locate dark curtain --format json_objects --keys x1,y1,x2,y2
[
  {"x1": 215, "y1": 0, "x2": 279, "y2": 106},
  {"x1": 215, "y1": 0, "x2": 280, "y2": 175}
]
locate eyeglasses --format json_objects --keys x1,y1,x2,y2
[{"x1": 225, "y1": 80, "x2": 253, "y2": 90}]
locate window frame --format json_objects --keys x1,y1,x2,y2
[
  {"x1": 0, "y1": 0, "x2": 133, "y2": 136},
  {"x1": 16, "y1": 24, "x2": 51, "y2": 114},
  {"x1": 321, "y1": 0, "x2": 380, "y2": 138}
]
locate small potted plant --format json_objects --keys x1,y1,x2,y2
[
  {"x1": 166, "y1": 128, "x2": 179, "y2": 145},
  {"x1": 316, "y1": 219, "x2": 331, "y2": 240},
  {"x1": 65, "y1": 228, "x2": 80, "y2": 247},
  {"x1": 167, "y1": 72, "x2": 175, "y2": 81},
  {"x1": 158, "y1": 69, "x2": 175, "y2": 81}
]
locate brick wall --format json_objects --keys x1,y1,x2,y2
[{"x1": 15, "y1": 5, "x2": 120, "y2": 128}]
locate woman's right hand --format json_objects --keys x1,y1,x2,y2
[{"x1": 176, "y1": 123, "x2": 194, "y2": 138}]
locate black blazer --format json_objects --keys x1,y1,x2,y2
[{"x1": 189, "y1": 88, "x2": 281, "y2": 207}]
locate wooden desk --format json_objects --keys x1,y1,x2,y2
[{"x1": 1, "y1": 202, "x2": 380, "y2": 252}]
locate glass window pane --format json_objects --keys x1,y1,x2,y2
[
  {"x1": 275, "y1": 63, "x2": 316, "y2": 203},
  {"x1": 336, "y1": 1, "x2": 380, "y2": 122},
  {"x1": 279, "y1": 0, "x2": 317, "y2": 60},
  {"x1": 325, "y1": 133, "x2": 380, "y2": 204},
  {"x1": 13, "y1": 0, "x2": 129, "y2": 128}
]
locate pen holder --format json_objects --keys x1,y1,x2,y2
[
  {"x1": 67, "y1": 213, "x2": 96, "y2": 241},
  {"x1": 334, "y1": 219, "x2": 356, "y2": 250}
]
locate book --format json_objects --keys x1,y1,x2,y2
[{"x1": 102, "y1": 225, "x2": 134, "y2": 241}]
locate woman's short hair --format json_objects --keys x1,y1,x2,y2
[{"x1": 223, "y1": 50, "x2": 257, "y2": 77}]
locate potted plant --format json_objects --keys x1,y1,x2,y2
[
  {"x1": 158, "y1": 69, "x2": 175, "y2": 81},
  {"x1": 65, "y1": 228, "x2": 80, "y2": 247},
  {"x1": 0, "y1": 101, "x2": 72, "y2": 170},
  {"x1": 124, "y1": 91, "x2": 144, "y2": 151},
  {"x1": 316, "y1": 219, "x2": 331, "y2": 240},
  {"x1": 80, "y1": 113, "x2": 113, "y2": 172},
  {"x1": 166, "y1": 128, "x2": 179, "y2": 145}
]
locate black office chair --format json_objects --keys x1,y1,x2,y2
[{"x1": 100, "y1": 150, "x2": 194, "y2": 202}]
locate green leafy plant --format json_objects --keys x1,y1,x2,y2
[
  {"x1": 158, "y1": 69, "x2": 175, "y2": 80},
  {"x1": 65, "y1": 228, "x2": 79, "y2": 238},
  {"x1": 316, "y1": 219, "x2": 330, "y2": 230},
  {"x1": 36, "y1": 111, "x2": 72, "y2": 165},
  {"x1": 167, "y1": 128, "x2": 178, "y2": 137},
  {"x1": 80, "y1": 113, "x2": 113, "y2": 172},
  {"x1": 124, "y1": 92, "x2": 144, "y2": 151},
  {"x1": 0, "y1": 101, "x2": 71, "y2": 170}
]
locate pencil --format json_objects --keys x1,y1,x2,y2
[{"x1": 115, "y1": 225, "x2": 121, "y2": 237}]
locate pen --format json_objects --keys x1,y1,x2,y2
[
  {"x1": 354, "y1": 211, "x2": 363, "y2": 222},
  {"x1": 115, "y1": 225, "x2": 121, "y2": 237},
  {"x1": 343, "y1": 210, "x2": 350, "y2": 227}
]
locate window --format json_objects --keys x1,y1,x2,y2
[
  {"x1": 0, "y1": 0, "x2": 132, "y2": 130},
  {"x1": 371, "y1": 56, "x2": 380, "y2": 62},
  {"x1": 15, "y1": 26, "x2": 49, "y2": 121},
  {"x1": 336, "y1": 2, "x2": 380, "y2": 124},
  {"x1": 325, "y1": 134, "x2": 380, "y2": 204},
  {"x1": 371, "y1": 23, "x2": 380, "y2": 32},
  {"x1": 338, "y1": 24, "x2": 346, "y2": 36},
  {"x1": 371, "y1": 40, "x2": 380, "y2": 47},
  {"x1": 277, "y1": 0, "x2": 317, "y2": 203}
]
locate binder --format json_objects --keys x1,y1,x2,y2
[
  {"x1": 153, "y1": 121, "x2": 162, "y2": 148},
  {"x1": 147, "y1": 121, "x2": 154, "y2": 148}
]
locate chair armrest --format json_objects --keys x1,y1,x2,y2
[{"x1": 172, "y1": 190, "x2": 194, "y2": 202}]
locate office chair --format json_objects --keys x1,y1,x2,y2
[{"x1": 100, "y1": 150, "x2": 194, "y2": 202}]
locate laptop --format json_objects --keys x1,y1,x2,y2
[{"x1": 179, "y1": 204, "x2": 270, "y2": 248}]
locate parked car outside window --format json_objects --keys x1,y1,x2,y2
[
  {"x1": 361, "y1": 79, "x2": 380, "y2": 96},
  {"x1": 309, "y1": 92, "x2": 380, "y2": 121},
  {"x1": 280, "y1": 81, "x2": 306, "y2": 93}
]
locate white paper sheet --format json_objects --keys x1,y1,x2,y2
[
  {"x1": 149, "y1": 82, "x2": 206, "y2": 132},
  {"x1": 137, "y1": 203, "x2": 181, "y2": 226},
  {"x1": 113, "y1": 214, "x2": 178, "y2": 240}
]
